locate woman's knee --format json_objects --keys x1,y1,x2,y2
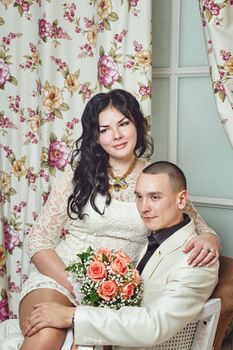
[
  {"x1": 19, "y1": 288, "x2": 73, "y2": 328},
  {"x1": 20, "y1": 327, "x2": 66, "y2": 350}
]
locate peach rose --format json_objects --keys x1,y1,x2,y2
[
  {"x1": 111, "y1": 257, "x2": 128, "y2": 276},
  {"x1": 131, "y1": 269, "x2": 141, "y2": 285},
  {"x1": 115, "y1": 250, "x2": 132, "y2": 263},
  {"x1": 87, "y1": 261, "x2": 107, "y2": 281},
  {"x1": 95, "y1": 248, "x2": 112, "y2": 262},
  {"x1": 121, "y1": 282, "x2": 135, "y2": 300},
  {"x1": 98, "y1": 280, "x2": 118, "y2": 301}
]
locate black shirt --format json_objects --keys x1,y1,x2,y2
[{"x1": 137, "y1": 214, "x2": 191, "y2": 274}]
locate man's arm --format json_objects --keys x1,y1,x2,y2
[
  {"x1": 21, "y1": 261, "x2": 218, "y2": 346},
  {"x1": 75, "y1": 262, "x2": 218, "y2": 347}
]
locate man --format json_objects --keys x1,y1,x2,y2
[
  {"x1": 0, "y1": 161, "x2": 219, "y2": 349},
  {"x1": 71, "y1": 161, "x2": 219, "y2": 347}
]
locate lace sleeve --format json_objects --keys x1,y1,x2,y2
[
  {"x1": 184, "y1": 199, "x2": 217, "y2": 236},
  {"x1": 26, "y1": 167, "x2": 74, "y2": 259}
]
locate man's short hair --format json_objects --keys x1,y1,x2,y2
[{"x1": 142, "y1": 161, "x2": 187, "y2": 192}]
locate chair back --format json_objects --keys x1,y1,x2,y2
[{"x1": 154, "y1": 298, "x2": 221, "y2": 350}]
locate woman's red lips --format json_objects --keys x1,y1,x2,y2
[{"x1": 113, "y1": 142, "x2": 127, "y2": 148}]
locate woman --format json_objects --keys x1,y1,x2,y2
[{"x1": 6, "y1": 90, "x2": 220, "y2": 349}]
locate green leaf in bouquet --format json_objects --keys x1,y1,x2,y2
[
  {"x1": 76, "y1": 246, "x2": 94, "y2": 264},
  {"x1": 65, "y1": 264, "x2": 76, "y2": 272},
  {"x1": 90, "y1": 288, "x2": 100, "y2": 304},
  {"x1": 86, "y1": 246, "x2": 94, "y2": 255},
  {"x1": 76, "y1": 253, "x2": 86, "y2": 264},
  {"x1": 65, "y1": 262, "x2": 84, "y2": 273},
  {"x1": 102, "y1": 253, "x2": 109, "y2": 263}
]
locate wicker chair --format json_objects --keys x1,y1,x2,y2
[
  {"x1": 154, "y1": 298, "x2": 221, "y2": 350},
  {"x1": 62, "y1": 298, "x2": 221, "y2": 350}
]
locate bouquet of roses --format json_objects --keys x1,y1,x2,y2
[{"x1": 66, "y1": 246, "x2": 143, "y2": 309}]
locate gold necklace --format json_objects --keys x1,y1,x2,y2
[{"x1": 108, "y1": 156, "x2": 137, "y2": 192}]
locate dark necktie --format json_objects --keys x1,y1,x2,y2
[{"x1": 137, "y1": 233, "x2": 160, "y2": 274}]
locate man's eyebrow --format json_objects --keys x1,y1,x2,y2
[
  {"x1": 99, "y1": 117, "x2": 127, "y2": 128},
  {"x1": 134, "y1": 191, "x2": 162, "y2": 195}
]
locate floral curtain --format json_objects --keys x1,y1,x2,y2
[
  {"x1": 199, "y1": 0, "x2": 233, "y2": 147},
  {"x1": 0, "y1": 0, "x2": 152, "y2": 321}
]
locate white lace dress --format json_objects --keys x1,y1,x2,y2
[
  {"x1": 20, "y1": 165, "x2": 216, "y2": 306},
  {"x1": 20, "y1": 166, "x2": 148, "y2": 305}
]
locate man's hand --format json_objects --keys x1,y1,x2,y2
[
  {"x1": 183, "y1": 232, "x2": 220, "y2": 267},
  {"x1": 22, "y1": 302, "x2": 75, "y2": 337}
]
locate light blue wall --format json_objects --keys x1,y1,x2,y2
[
  {"x1": 179, "y1": 0, "x2": 208, "y2": 67},
  {"x1": 152, "y1": 78, "x2": 169, "y2": 161},
  {"x1": 152, "y1": 0, "x2": 233, "y2": 257},
  {"x1": 152, "y1": 0, "x2": 171, "y2": 68},
  {"x1": 177, "y1": 77, "x2": 233, "y2": 199}
]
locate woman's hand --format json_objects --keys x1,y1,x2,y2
[
  {"x1": 183, "y1": 232, "x2": 221, "y2": 267},
  {"x1": 22, "y1": 302, "x2": 75, "y2": 337}
]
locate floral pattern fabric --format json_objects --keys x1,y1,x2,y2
[
  {"x1": 199, "y1": 0, "x2": 233, "y2": 147},
  {"x1": 0, "y1": 0, "x2": 152, "y2": 320}
]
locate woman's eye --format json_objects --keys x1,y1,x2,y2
[
  {"x1": 99, "y1": 128, "x2": 108, "y2": 134},
  {"x1": 120, "y1": 120, "x2": 130, "y2": 127}
]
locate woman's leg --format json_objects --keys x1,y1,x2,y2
[{"x1": 19, "y1": 288, "x2": 73, "y2": 350}]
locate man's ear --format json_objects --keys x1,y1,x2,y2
[{"x1": 177, "y1": 190, "x2": 188, "y2": 209}]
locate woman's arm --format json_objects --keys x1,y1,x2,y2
[
  {"x1": 31, "y1": 249, "x2": 73, "y2": 293},
  {"x1": 183, "y1": 200, "x2": 221, "y2": 266},
  {"x1": 26, "y1": 166, "x2": 74, "y2": 291}
]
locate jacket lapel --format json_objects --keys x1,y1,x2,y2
[{"x1": 140, "y1": 219, "x2": 196, "y2": 283}]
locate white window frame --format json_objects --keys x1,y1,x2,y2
[{"x1": 152, "y1": 0, "x2": 233, "y2": 210}]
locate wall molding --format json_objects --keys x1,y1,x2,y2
[
  {"x1": 152, "y1": 66, "x2": 210, "y2": 78},
  {"x1": 175, "y1": 66, "x2": 209, "y2": 77},
  {"x1": 190, "y1": 196, "x2": 233, "y2": 210}
]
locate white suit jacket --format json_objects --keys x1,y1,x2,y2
[{"x1": 74, "y1": 219, "x2": 219, "y2": 349}]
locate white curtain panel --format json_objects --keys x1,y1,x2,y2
[
  {"x1": 0, "y1": 0, "x2": 152, "y2": 319},
  {"x1": 199, "y1": 0, "x2": 233, "y2": 147}
]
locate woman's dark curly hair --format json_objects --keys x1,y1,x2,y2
[{"x1": 67, "y1": 89, "x2": 154, "y2": 219}]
